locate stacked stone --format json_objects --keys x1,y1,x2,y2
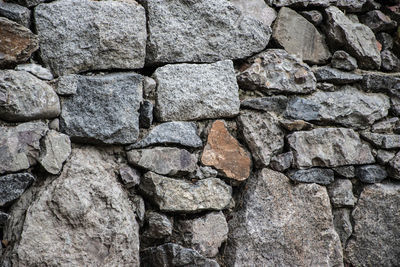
[{"x1": 0, "y1": 0, "x2": 399, "y2": 266}]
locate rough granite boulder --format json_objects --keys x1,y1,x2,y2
[
  {"x1": 154, "y1": 61, "x2": 240, "y2": 121},
  {"x1": 0, "y1": 173, "x2": 35, "y2": 207},
  {"x1": 34, "y1": 0, "x2": 146, "y2": 76},
  {"x1": 230, "y1": 0, "x2": 277, "y2": 27},
  {"x1": 141, "y1": 0, "x2": 271, "y2": 64},
  {"x1": 225, "y1": 168, "x2": 343, "y2": 266}
]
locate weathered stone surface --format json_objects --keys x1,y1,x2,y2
[
  {"x1": 360, "y1": 132, "x2": 400, "y2": 149},
  {"x1": 230, "y1": 0, "x2": 277, "y2": 27},
  {"x1": 225, "y1": 168, "x2": 343, "y2": 266},
  {"x1": 300, "y1": 10, "x2": 323, "y2": 25},
  {"x1": 119, "y1": 165, "x2": 141, "y2": 189},
  {"x1": 6, "y1": 0, "x2": 45, "y2": 7},
  {"x1": 139, "y1": 100, "x2": 153, "y2": 129},
  {"x1": 0, "y1": 211, "x2": 9, "y2": 227},
  {"x1": 332, "y1": 208, "x2": 353, "y2": 247},
  {"x1": 127, "y1": 147, "x2": 197, "y2": 176},
  {"x1": 238, "y1": 110, "x2": 285, "y2": 167},
  {"x1": 129, "y1": 122, "x2": 202, "y2": 149},
  {"x1": 288, "y1": 128, "x2": 375, "y2": 168},
  {"x1": 266, "y1": 0, "x2": 334, "y2": 7},
  {"x1": 356, "y1": 164, "x2": 388, "y2": 183},
  {"x1": 285, "y1": 86, "x2": 390, "y2": 129},
  {"x1": 174, "y1": 211, "x2": 228, "y2": 258},
  {"x1": 273, "y1": 7, "x2": 331, "y2": 64},
  {"x1": 337, "y1": 0, "x2": 368, "y2": 11},
  {"x1": 372, "y1": 117, "x2": 400, "y2": 133},
  {"x1": 270, "y1": 152, "x2": 293, "y2": 172},
  {"x1": 317, "y1": 82, "x2": 336, "y2": 91},
  {"x1": 0, "y1": 122, "x2": 48, "y2": 174},
  {"x1": 141, "y1": 243, "x2": 219, "y2": 267},
  {"x1": 331, "y1": 50, "x2": 358, "y2": 71},
  {"x1": 362, "y1": 73, "x2": 400, "y2": 97},
  {"x1": 360, "y1": 10, "x2": 397, "y2": 33},
  {"x1": 346, "y1": 183, "x2": 400, "y2": 267},
  {"x1": 0, "y1": 173, "x2": 35, "y2": 207},
  {"x1": 2, "y1": 147, "x2": 140, "y2": 266},
  {"x1": 327, "y1": 179, "x2": 355, "y2": 207},
  {"x1": 48, "y1": 118, "x2": 59, "y2": 131},
  {"x1": 35, "y1": 0, "x2": 146, "y2": 76},
  {"x1": 201, "y1": 120, "x2": 251, "y2": 181},
  {"x1": 60, "y1": 73, "x2": 142, "y2": 145},
  {"x1": 237, "y1": 49, "x2": 316, "y2": 95},
  {"x1": 377, "y1": 32, "x2": 393, "y2": 50},
  {"x1": 54, "y1": 74, "x2": 78, "y2": 95},
  {"x1": 0, "y1": 1, "x2": 30, "y2": 27},
  {"x1": 313, "y1": 66, "x2": 362, "y2": 84},
  {"x1": 143, "y1": 211, "x2": 173, "y2": 240},
  {"x1": 288, "y1": 168, "x2": 335, "y2": 185},
  {"x1": 240, "y1": 96, "x2": 288, "y2": 114},
  {"x1": 154, "y1": 61, "x2": 239, "y2": 121},
  {"x1": 189, "y1": 166, "x2": 218, "y2": 180},
  {"x1": 142, "y1": 0, "x2": 271, "y2": 64},
  {"x1": 0, "y1": 17, "x2": 38, "y2": 67},
  {"x1": 140, "y1": 172, "x2": 232, "y2": 213},
  {"x1": 132, "y1": 195, "x2": 145, "y2": 223},
  {"x1": 377, "y1": 150, "x2": 396, "y2": 164},
  {"x1": 388, "y1": 152, "x2": 400, "y2": 179},
  {"x1": 333, "y1": 166, "x2": 356, "y2": 178},
  {"x1": 15, "y1": 63, "x2": 53, "y2": 80},
  {"x1": 143, "y1": 76, "x2": 156, "y2": 99},
  {"x1": 0, "y1": 70, "x2": 60, "y2": 122},
  {"x1": 324, "y1": 6, "x2": 381, "y2": 69},
  {"x1": 279, "y1": 119, "x2": 313, "y2": 131},
  {"x1": 381, "y1": 50, "x2": 400, "y2": 72}
]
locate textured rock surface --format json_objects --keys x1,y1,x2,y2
[
  {"x1": 55, "y1": 74, "x2": 78, "y2": 95},
  {"x1": 356, "y1": 164, "x2": 388, "y2": 183},
  {"x1": 300, "y1": 10, "x2": 323, "y2": 25},
  {"x1": 240, "y1": 96, "x2": 288, "y2": 113},
  {"x1": 346, "y1": 183, "x2": 400, "y2": 267},
  {"x1": 238, "y1": 110, "x2": 285, "y2": 167},
  {"x1": 127, "y1": 147, "x2": 197, "y2": 176},
  {"x1": 331, "y1": 50, "x2": 358, "y2": 71},
  {"x1": 313, "y1": 66, "x2": 362, "y2": 84},
  {"x1": 360, "y1": 132, "x2": 400, "y2": 149},
  {"x1": 0, "y1": 17, "x2": 38, "y2": 67},
  {"x1": 270, "y1": 152, "x2": 293, "y2": 172},
  {"x1": 288, "y1": 168, "x2": 335, "y2": 185},
  {"x1": 381, "y1": 50, "x2": 400, "y2": 72},
  {"x1": 140, "y1": 172, "x2": 232, "y2": 213},
  {"x1": 273, "y1": 7, "x2": 331, "y2": 64},
  {"x1": 5, "y1": 0, "x2": 45, "y2": 8},
  {"x1": 154, "y1": 61, "x2": 240, "y2": 121},
  {"x1": 0, "y1": 70, "x2": 60, "y2": 122},
  {"x1": 225, "y1": 168, "x2": 343, "y2": 266},
  {"x1": 333, "y1": 166, "x2": 356, "y2": 178},
  {"x1": 327, "y1": 179, "x2": 355, "y2": 207},
  {"x1": 0, "y1": 173, "x2": 35, "y2": 207},
  {"x1": 142, "y1": 0, "x2": 271, "y2": 64},
  {"x1": 38, "y1": 130, "x2": 71, "y2": 174},
  {"x1": 332, "y1": 208, "x2": 353, "y2": 247},
  {"x1": 288, "y1": 128, "x2": 375, "y2": 168},
  {"x1": 201, "y1": 120, "x2": 251, "y2": 181},
  {"x1": 266, "y1": 0, "x2": 334, "y2": 7},
  {"x1": 15, "y1": 63, "x2": 53, "y2": 80},
  {"x1": 119, "y1": 165, "x2": 141, "y2": 189},
  {"x1": 360, "y1": 10, "x2": 397, "y2": 33},
  {"x1": 60, "y1": 73, "x2": 142, "y2": 144},
  {"x1": 35, "y1": 0, "x2": 146, "y2": 76},
  {"x1": 230, "y1": 0, "x2": 277, "y2": 27},
  {"x1": 2, "y1": 147, "x2": 140, "y2": 266},
  {"x1": 0, "y1": 1, "x2": 30, "y2": 27},
  {"x1": 388, "y1": 152, "x2": 400, "y2": 179},
  {"x1": 139, "y1": 100, "x2": 153, "y2": 129},
  {"x1": 143, "y1": 211, "x2": 173, "y2": 240},
  {"x1": 362, "y1": 73, "x2": 400, "y2": 97},
  {"x1": 237, "y1": 49, "x2": 316, "y2": 94}
]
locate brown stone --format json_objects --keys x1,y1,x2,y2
[
  {"x1": 201, "y1": 120, "x2": 251, "y2": 181},
  {"x1": 0, "y1": 17, "x2": 38, "y2": 67}
]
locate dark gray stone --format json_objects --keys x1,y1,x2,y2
[
  {"x1": 333, "y1": 166, "x2": 356, "y2": 178},
  {"x1": 313, "y1": 66, "x2": 362, "y2": 84},
  {"x1": 266, "y1": 0, "x2": 334, "y2": 7},
  {"x1": 388, "y1": 152, "x2": 400, "y2": 180},
  {"x1": 332, "y1": 208, "x2": 353, "y2": 248},
  {"x1": 240, "y1": 96, "x2": 288, "y2": 114},
  {"x1": 288, "y1": 168, "x2": 335, "y2": 185},
  {"x1": 381, "y1": 50, "x2": 400, "y2": 72},
  {"x1": 0, "y1": 1, "x2": 30, "y2": 27},
  {"x1": 5, "y1": 0, "x2": 45, "y2": 8},
  {"x1": 270, "y1": 152, "x2": 293, "y2": 172},
  {"x1": 189, "y1": 166, "x2": 218, "y2": 180},
  {"x1": 327, "y1": 179, "x2": 355, "y2": 207},
  {"x1": 119, "y1": 165, "x2": 141, "y2": 189},
  {"x1": 0, "y1": 173, "x2": 35, "y2": 207},
  {"x1": 331, "y1": 50, "x2": 358, "y2": 71},
  {"x1": 360, "y1": 10, "x2": 397, "y2": 33},
  {"x1": 360, "y1": 132, "x2": 400, "y2": 149},
  {"x1": 143, "y1": 211, "x2": 173, "y2": 240},
  {"x1": 356, "y1": 165, "x2": 388, "y2": 183},
  {"x1": 376, "y1": 32, "x2": 393, "y2": 50},
  {"x1": 0, "y1": 211, "x2": 9, "y2": 227},
  {"x1": 300, "y1": 10, "x2": 323, "y2": 25},
  {"x1": 139, "y1": 100, "x2": 153, "y2": 129},
  {"x1": 362, "y1": 73, "x2": 400, "y2": 97}
]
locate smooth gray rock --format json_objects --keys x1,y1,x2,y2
[
  {"x1": 356, "y1": 164, "x2": 388, "y2": 183},
  {"x1": 288, "y1": 128, "x2": 375, "y2": 168},
  {"x1": 273, "y1": 7, "x2": 331, "y2": 64},
  {"x1": 238, "y1": 110, "x2": 285, "y2": 167},
  {"x1": 288, "y1": 168, "x2": 335, "y2": 185},
  {"x1": 140, "y1": 172, "x2": 232, "y2": 213},
  {"x1": 119, "y1": 165, "x2": 141, "y2": 189},
  {"x1": 237, "y1": 49, "x2": 316, "y2": 95},
  {"x1": 332, "y1": 208, "x2": 353, "y2": 248},
  {"x1": 60, "y1": 73, "x2": 143, "y2": 145},
  {"x1": 35, "y1": 0, "x2": 146, "y2": 76},
  {"x1": 313, "y1": 66, "x2": 362, "y2": 84},
  {"x1": 346, "y1": 183, "x2": 400, "y2": 267},
  {"x1": 139, "y1": 100, "x2": 153, "y2": 129},
  {"x1": 154, "y1": 61, "x2": 239, "y2": 121},
  {"x1": 0, "y1": 1, "x2": 30, "y2": 27},
  {"x1": 388, "y1": 152, "x2": 400, "y2": 179},
  {"x1": 143, "y1": 211, "x2": 173, "y2": 240},
  {"x1": 327, "y1": 179, "x2": 356, "y2": 207},
  {"x1": 300, "y1": 10, "x2": 323, "y2": 25},
  {"x1": 285, "y1": 86, "x2": 389, "y2": 129},
  {"x1": 377, "y1": 150, "x2": 396, "y2": 164},
  {"x1": 240, "y1": 96, "x2": 288, "y2": 114},
  {"x1": 230, "y1": 0, "x2": 276, "y2": 27},
  {"x1": 142, "y1": 0, "x2": 271, "y2": 65},
  {"x1": 360, "y1": 132, "x2": 400, "y2": 149},
  {"x1": 38, "y1": 130, "x2": 71, "y2": 175},
  {"x1": 331, "y1": 50, "x2": 358, "y2": 71},
  {"x1": 360, "y1": 10, "x2": 397, "y2": 33},
  {"x1": 372, "y1": 117, "x2": 400, "y2": 134},
  {"x1": 129, "y1": 122, "x2": 202, "y2": 149},
  {"x1": 270, "y1": 152, "x2": 293, "y2": 172},
  {"x1": 381, "y1": 50, "x2": 400, "y2": 72},
  {"x1": 362, "y1": 73, "x2": 400, "y2": 97},
  {"x1": 127, "y1": 147, "x2": 198, "y2": 176},
  {"x1": 324, "y1": 6, "x2": 381, "y2": 69},
  {"x1": 15, "y1": 63, "x2": 53, "y2": 80},
  {"x1": 333, "y1": 166, "x2": 356, "y2": 178},
  {"x1": 0, "y1": 70, "x2": 60, "y2": 122},
  {"x1": 225, "y1": 168, "x2": 343, "y2": 267},
  {"x1": 0, "y1": 122, "x2": 48, "y2": 174},
  {"x1": 0, "y1": 173, "x2": 35, "y2": 207},
  {"x1": 48, "y1": 118, "x2": 59, "y2": 131},
  {"x1": 141, "y1": 243, "x2": 219, "y2": 267}
]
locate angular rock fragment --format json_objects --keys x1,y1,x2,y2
[
  {"x1": 225, "y1": 169, "x2": 343, "y2": 266},
  {"x1": 376, "y1": 150, "x2": 396, "y2": 164},
  {"x1": 362, "y1": 73, "x2": 400, "y2": 97},
  {"x1": 154, "y1": 61, "x2": 239, "y2": 121},
  {"x1": 60, "y1": 73, "x2": 143, "y2": 144},
  {"x1": 143, "y1": 76, "x2": 156, "y2": 99},
  {"x1": 300, "y1": 10, "x2": 323, "y2": 25},
  {"x1": 279, "y1": 119, "x2": 313, "y2": 131},
  {"x1": 372, "y1": 117, "x2": 400, "y2": 133},
  {"x1": 288, "y1": 168, "x2": 335, "y2": 185},
  {"x1": 327, "y1": 179, "x2": 355, "y2": 207},
  {"x1": 346, "y1": 183, "x2": 400, "y2": 267},
  {"x1": 288, "y1": 128, "x2": 375, "y2": 168},
  {"x1": 139, "y1": 100, "x2": 153, "y2": 129},
  {"x1": 333, "y1": 166, "x2": 356, "y2": 178},
  {"x1": 381, "y1": 50, "x2": 400, "y2": 72},
  {"x1": 0, "y1": 1, "x2": 30, "y2": 27},
  {"x1": 0, "y1": 17, "x2": 38, "y2": 67},
  {"x1": 15, "y1": 63, "x2": 53, "y2": 80},
  {"x1": 129, "y1": 122, "x2": 202, "y2": 149},
  {"x1": 360, "y1": 10, "x2": 397, "y2": 33},
  {"x1": 266, "y1": 0, "x2": 334, "y2": 7},
  {"x1": 237, "y1": 49, "x2": 316, "y2": 95},
  {"x1": 201, "y1": 120, "x2": 251, "y2": 181},
  {"x1": 313, "y1": 66, "x2": 362, "y2": 84},
  {"x1": 143, "y1": 211, "x2": 173, "y2": 240},
  {"x1": 0, "y1": 173, "x2": 35, "y2": 207},
  {"x1": 230, "y1": 0, "x2": 277, "y2": 27},
  {"x1": 388, "y1": 152, "x2": 400, "y2": 179},
  {"x1": 0, "y1": 70, "x2": 60, "y2": 122},
  {"x1": 140, "y1": 172, "x2": 232, "y2": 213},
  {"x1": 270, "y1": 152, "x2": 293, "y2": 172},
  {"x1": 360, "y1": 132, "x2": 400, "y2": 149},
  {"x1": 273, "y1": 7, "x2": 331, "y2": 64},
  {"x1": 240, "y1": 96, "x2": 288, "y2": 114},
  {"x1": 332, "y1": 208, "x2": 353, "y2": 247},
  {"x1": 127, "y1": 147, "x2": 197, "y2": 176},
  {"x1": 35, "y1": 0, "x2": 146, "y2": 76},
  {"x1": 189, "y1": 166, "x2": 218, "y2": 180},
  {"x1": 356, "y1": 164, "x2": 387, "y2": 183},
  {"x1": 377, "y1": 32, "x2": 393, "y2": 50},
  {"x1": 55, "y1": 74, "x2": 78, "y2": 95},
  {"x1": 335, "y1": 0, "x2": 367, "y2": 12},
  {"x1": 119, "y1": 165, "x2": 141, "y2": 188},
  {"x1": 142, "y1": 0, "x2": 271, "y2": 64},
  {"x1": 331, "y1": 50, "x2": 358, "y2": 71}
]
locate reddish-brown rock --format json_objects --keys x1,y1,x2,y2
[{"x1": 201, "y1": 120, "x2": 251, "y2": 181}]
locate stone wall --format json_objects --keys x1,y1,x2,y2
[{"x1": 1, "y1": 0, "x2": 400, "y2": 266}]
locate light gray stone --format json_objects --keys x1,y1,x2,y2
[
  {"x1": 35, "y1": 0, "x2": 146, "y2": 76},
  {"x1": 0, "y1": 211, "x2": 9, "y2": 227},
  {"x1": 142, "y1": 0, "x2": 271, "y2": 64},
  {"x1": 331, "y1": 50, "x2": 358, "y2": 71},
  {"x1": 288, "y1": 168, "x2": 335, "y2": 185},
  {"x1": 119, "y1": 165, "x2": 141, "y2": 189},
  {"x1": 377, "y1": 150, "x2": 396, "y2": 164},
  {"x1": 372, "y1": 117, "x2": 400, "y2": 134},
  {"x1": 240, "y1": 96, "x2": 288, "y2": 114},
  {"x1": 288, "y1": 128, "x2": 375, "y2": 168},
  {"x1": 335, "y1": 0, "x2": 367, "y2": 11},
  {"x1": 131, "y1": 194, "x2": 145, "y2": 223},
  {"x1": 15, "y1": 63, "x2": 53, "y2": 80},
  {"x1": 270, "y1": 152, "x2": 293, "y2": 172},
  {"x1": 55, "y1": 74, "x2": 78, "y2": 95},
  {"x1": 346, "y1": 183, "x2": 400, "y2": 267},
  {"x1": 0, "y1": 173, "x2": 35, "y2": 207},
  {"x1": 230, "y1": 0, "x2": 277, "y2": 27},
  {"x1": 327, "y1": 179, "x2": 355, "y2": 207},
  {"x1": 143, "y1": 211, "x2": 173, "y2": 240},
  {"x1": 312, "y1": 66, "x2": 362, "y2": 84},
  {"x1": 154, "y1": 60, "x2": 239, "y2": 121},
  {"x1": 48, "y1": 118, "x2": 59, "y2": 131},
  {"x1": 225, "y1": 168, "x2": 343, "y2": 267},
  {"x1": 143, "y1": 76, "x2": 156, "y2": 99},
  {"x1": 360, "y1": 132, "x2": 400, "y2": 149},
  {"x1": 189, "y1": 166, "x2": 218, "y2": 180},
  {"x1": 237, "y1": 49, "x2": 316, "y2": 95},
  {"x1": 332, "y1": 208, "x2": 353, "y2": 248},
  {"x1": 0, "y1": 1, "x2": 30, "y2": 27},
  {"x1": 356, "y1": 164, "x2": 388, "y2": 183},
  {"x1": 0, "y1": 70, "x2": 60, "y2": 122},
  {"x1": 60, "y1": 73, "x2": 143, "y2": 145},
  {"x1": 140, "y1": 172, "x2": 232, "y2": 213},
  {"x1": 388, "y1": 152, "x2": 400, "y2": 179}
]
